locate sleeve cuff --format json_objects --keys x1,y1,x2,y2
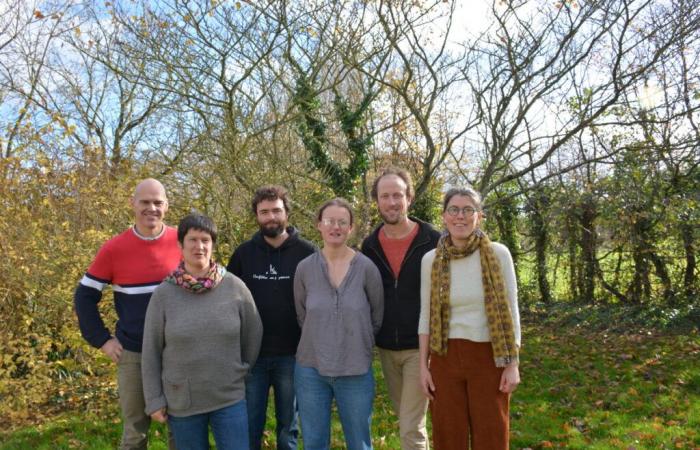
[
  {"x1": 90, "y1": 332, "x2": 113, "y2": 350},
  {"x1": 145, "y1": 396, "x2": 167, "y2": 416}
]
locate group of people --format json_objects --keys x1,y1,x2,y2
[{"x1": 74, "y1": 168, "x2": 521, "y2": 450}]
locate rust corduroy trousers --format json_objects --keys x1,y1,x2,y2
[{"x1": 429, "y1": 339, "x2": 510, "y2": 450}]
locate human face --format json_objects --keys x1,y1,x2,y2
[
  {"x1": 256, "y1": 199, "x2": 288, "y2": 238},
  {"x1": 180, "y1": 228, "x2": 213, "y2": 273},
  {"x1": 376, "y1": 174, "x2": 411, "y2": 225},
  {"x1": 442, "y1": 195, "x2": 481, "y2": 247},
  {"x1": 317, "y1": 205, "x2": 353, "y2": 247},
  {"x1": 130, "y1": 180, "x2": 168, "y2": 236}
]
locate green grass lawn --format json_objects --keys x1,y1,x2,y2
[{"x1": 2, "y1": 321, "x2": 698, "y2": 449}]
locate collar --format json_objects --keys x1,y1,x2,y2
[{"x1": 131, "y1": 224, "x2": 166, "y2": 241}]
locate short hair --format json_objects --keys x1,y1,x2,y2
[
  {"x1": 177, "y1": 214, "x2": 218, "y2": 244},
  {"x1": 251, "y1": 185, "x2": 290, "y2": 214},
  {"x1": 316, "y1": 198, "x2": 354, "y2": 225},
  {"x1": 442, "y1": 187, "x2": 482, "y2": 212},
  {"x1": 370, "y1": 167, "x2": 414, "y2": 201}
]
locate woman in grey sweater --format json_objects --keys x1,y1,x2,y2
[
  {"x1": 293, "y1": 198, "x2": 384, "y2": 450},
  {"x1": 142, "y1": 214, "x2": 262, "y2": 450}
]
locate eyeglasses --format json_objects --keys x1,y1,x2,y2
[
  {"x1": 445, "y1": 206, "x2": 478, "y2": 217},
  {"x1": 321, "y1": 218, "x2": 351, "y2": 228}
]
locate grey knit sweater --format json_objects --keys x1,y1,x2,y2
[
  {"x1": 294, "y1": 251, "x2": 384, "y2": 377},
  {"x1": 142, "y1": 272, "x2": 262, "y2": 417}
]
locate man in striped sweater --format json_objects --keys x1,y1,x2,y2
[{"x1": 74, "y1": 178, "x2": 181, "y2": 450}]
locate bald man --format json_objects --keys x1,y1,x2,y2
[{"x1": 74, "y1": 178, "x2": 181, "y2": 450}]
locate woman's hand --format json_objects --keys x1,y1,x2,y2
[
  {"x1": 150, "y1": 408, "x2": 168, "y2": 423},
  {"x1": 499, "y1": 364, "x2": 520, "y2": 393},
  {"x1": 420, "y1": 365, "x2": 436, "y2": 400}
]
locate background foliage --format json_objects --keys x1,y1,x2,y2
[{"x1": 1, "y1": 0, "x2": 698, "y2": 445}]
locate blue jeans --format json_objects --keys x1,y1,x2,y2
[
  {"x1": 168, "y1": 400, "x2": 248, "y2": 450},
  {"x1": 246, "y1": 355, "x2": 298, "y2": 450},
  {"x1": 294, "y1": 364, "x2": 374, "y2": 450}
]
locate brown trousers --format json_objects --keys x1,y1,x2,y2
[{"x1": 430, "y1": 339, "x2": 509, "y2": 450}]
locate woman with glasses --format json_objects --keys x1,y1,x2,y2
[
  {"x1": 293, "y1": 198, "x2": 384, "y2": 450},
  {"x1": 418, "y1": 188, "x2": 521, "y2": 450}
]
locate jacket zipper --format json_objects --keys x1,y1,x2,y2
[{"x1": 369, "y1": 231, "x2": 431, "y2": 347}]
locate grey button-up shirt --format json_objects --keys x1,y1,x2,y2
[{"x1": 294, "y1": 251, "x2": 384, "y2": 377}]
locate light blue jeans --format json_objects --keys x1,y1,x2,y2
[
  {"x1": 294, "y1": 364, "x2": 374, "y2": 450},
  {"x1": 168, "y1": 399, "x2": 248, "y2": 450},
  {"x1": 245, "y1": 355, "x2": 298, "y2": 450}
]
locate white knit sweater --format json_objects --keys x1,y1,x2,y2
[{"x1": 418, "y1": 242, "x2": 521, "y2": 346}]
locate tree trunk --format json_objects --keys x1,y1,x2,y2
[
  {"x1": 566, "y1": 211, "x2": 580, "y2": 302},
  {"x1": 529, "y1": 191, "x2": 552, "y2": 304},
  {"x1": 627, "y1": 217, "x2": 652, "y2": 303},
  {"x1": 649, "y1": 251, "x2": 674, "y2": 302},
  {"x1": 578, "y1": 195, "x2": 597, "y2": 303},
  {"x1": 492, "y1": 193, "x2": 521, "y2": 291},
  {"x1": 680, "y1": 219, "x2": 697, "y2": 300}
]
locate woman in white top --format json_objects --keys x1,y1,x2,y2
[{"x1": 418, "y1": 188, "x2": 520, "y2": 450}]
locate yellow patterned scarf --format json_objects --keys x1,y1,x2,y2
[{"x1": 429, "y1": 231, "x2": 518, "y2": 367}]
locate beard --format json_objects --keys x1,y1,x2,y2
[
  {"x1": 380, "y1": 209, "x2": 406, "y2": 225},
  {"x1": 260, "y1": 221, "x2": 286, "y2": 238}
]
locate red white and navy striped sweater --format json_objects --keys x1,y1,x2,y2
[{"x1": 74, "y1": 226, "x2": 181, "y2": 352}]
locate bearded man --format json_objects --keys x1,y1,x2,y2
[
  {"x1": 227, "y1": 185, "x2": 316, "y2": 450},
  {"x1": 361, "y1": 168, "x2": 441, "y2": 450}
]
